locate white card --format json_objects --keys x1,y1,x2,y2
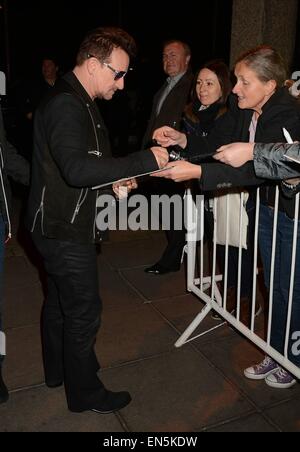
[
  {"x1": 283, "y1": 127, "x2": 294, "y2": 144},
  {"x1": 92, "y1": 166, "x2": 175, "y2": 190}
]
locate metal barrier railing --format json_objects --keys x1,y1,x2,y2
[{"x1": 178, "y1": 188, "x2": 300, "y2": 380}]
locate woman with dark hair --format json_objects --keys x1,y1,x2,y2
[
  {"x1": 182, "y1": 61, "x2": 235, "y2": 320},
  {"x1": 145, "y1": 60, "x2": 231, "y2": 275},
  {"x1": 182, "y1": 60, "x2": 231, "y2": 139},
  {"x1": 153, "y1": 45, "x2": 300, "y2": 389}
]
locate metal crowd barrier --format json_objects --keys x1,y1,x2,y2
[{"x1": 178, "y1": 188, "x2": 300, "y2": 381}]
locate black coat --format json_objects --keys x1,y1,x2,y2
[
  {"x1": 26, "y1": 72, "x2": 158, "y2": 244},
  {"x1": 187, "y1": 88, "x2": 300, "y2": 217},
  {"x1": 0, "y1": 108, "x2": 29, "y2": 238},
  {"x1": 142, "y1": 71, "x2": 194, "y2": 149}
]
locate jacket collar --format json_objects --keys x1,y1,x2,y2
[
  {"x1": 261, "y1": 87, "x2": 295, "y2": 114},
  {"x1": 62, "y1": 71, "x2": 105, "y2": 127},
  {"x1": 63, "y1": 71, "x2": 94, "y2": 107}
]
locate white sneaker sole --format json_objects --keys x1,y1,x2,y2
[
  {"x1": 265, "y1": 377, "x2": 297, "y2": 389},
  {"x1": 244, "y1": 366, "x2": 279, "y2": 380}
]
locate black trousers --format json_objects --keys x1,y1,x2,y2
[
  {"x1": 32, "y1": 230, "x2": 105, "y2": 411},
  {"x1": 151, "y1": 178, "x2": 186, "y2": 269}
]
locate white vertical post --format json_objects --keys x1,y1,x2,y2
[
  {"x1": 223, "y1": 194, "x2": 230, "y2": 310},
  {"x1": 250, "y1": 188, "x2": 260, "y2": 331},
  {"x1": 236, "y1": 192, "x2": 244, "y2": 320},
  {"x1": 200, "y1": 195, "x2": 204, "y2": 293},
  {"x1": 267, "y1": 186, "x2": 280, "y2": 345},
  {"x1": 212, "y1": 197, "x2": 218, "y2": 302}
]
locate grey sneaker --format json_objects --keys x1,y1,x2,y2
[
  {"x1": 265, "y1": 367, "x2": 297, "y2": 389},
  {"x1": 244, "y1": 356, "x2": 279, "y2": 380}
]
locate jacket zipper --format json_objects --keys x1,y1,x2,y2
[
  {"x1": 31, "y1": 186, "x2": 46, "y2": 233},
  {"x1": 0, "y1": 147, "x2": 12, "y2": 241},
  {"x1": 87, "y1": 108, "x2": 100, "y2": 152},
  {"x1": 70, "y1": 188, "x2": 89, "y2": 224},
  {"x1": 70, "y1": 106, "x2": 101, "y2": 226},
  {"x1": 87, "y1": 107, "x2": 103, "y2": 240}
]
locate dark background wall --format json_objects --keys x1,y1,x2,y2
[
  {"x1": 2, "y1": 1, "x2": 300, "y2": 89},
  {"x1": 1, "y1": 0, "x2": 233, "y2": 84}
]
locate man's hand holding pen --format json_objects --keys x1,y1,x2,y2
[
  {"x1": 113, "y1": 178, "x2": 138, "y2": 200},
  {"x1": 149, "y1": 127, "x2": 201, "y2": 182}
]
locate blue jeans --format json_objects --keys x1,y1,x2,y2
[
  {"x1": 0, "y1": 214, "x2": 6, "y2": 364},
  {"x1": 259, "y1": 205, "x2": 300, "y2": 366}
]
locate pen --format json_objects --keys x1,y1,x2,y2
[{"x1": 283, "y1": 127, "x2": 294, "y2": 144}]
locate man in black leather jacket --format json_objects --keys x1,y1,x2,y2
[
  {"x1": 26, "y1": 27, "x2": 168, "y2": 414},
  {"x1": 0, "y1": 107, "x2": 30, "y2": 404}
]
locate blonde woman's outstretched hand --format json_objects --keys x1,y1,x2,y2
[
  {"x1": 214, "y1": 142, "x2": 255, "y2": 167},
  {"x1": 151, "y1": 160, "x2": 201, "y2": 183}
]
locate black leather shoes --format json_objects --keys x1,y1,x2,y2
[
  {"x1": 91, "y1": 390, "x2": 131, "y2": 414},
  {"x1": 69, "y1": 390, "x2": 132, "y2": 414},
  {"x1": 45, "y1": 380, "x2": 63, "y2": 389},
  {"x1": 0, "y1": 368, "x2": 9, "y2": 404},
  {"x1": 144, "y1": 263, "x2": 180, "y2": 275}
]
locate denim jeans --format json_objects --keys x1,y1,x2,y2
[
  {"x1": 32, "y1": 229, "x2": 104, "y2": 411},
  {"x1": 259, "y1": 204, "x2": 300, "y2": 366},
  {"x1": 0, "y1": 214, "x2": 6, "y2": 365}
]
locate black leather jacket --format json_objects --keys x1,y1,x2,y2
[
  {"x1": 26, "y1": 72, "x2": 158, "y2": 244},
  {"x1": 254, "y1": 143, "x2": 300, "y2": 180}
]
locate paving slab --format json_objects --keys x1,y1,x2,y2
[
  {"x1": 206, "y1": 413, "x2": 278, "y2": 432},
  {"x1": 3, "y1": 282, "x2": 43, "y2": 329},
  {"x1": 3, "y1": 324, "x2": 44, "y2": 390},
  {"x1": 0, "y1": 386, "x2": 123, "y2": 432},
  {"x1": 120, "y1": 267, "x2": 187, "y2": 301},
  {"x1": 96, "y1": 304, "x2": 179, "y2": 368},
  {"x1": 4, "y1": 256, "x2": 39, "y2": 289},
  {"x1": 99, "y1": 264, "x2": 146, "y2": 311},
  {"x1": 264, "y1": 398, "x2": 300, "y2": 432},
  {"x1": 101, "y1": 348, "x2": 253, "y2": 432}
]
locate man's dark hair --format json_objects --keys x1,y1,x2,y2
[
  {"x1": 76, "y1": 27, "x2": 137, "y2": 65},
  {"x1": 41, "y1": 55, "x2": 59, "y2": 66}
]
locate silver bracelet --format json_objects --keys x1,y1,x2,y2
[{"x1": 282, "y1": 180, "x2": 300, "y2": 190}]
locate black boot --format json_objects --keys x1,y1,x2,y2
[{"x1": 0, "y1": 364, "x2": 9, "y2": 404}]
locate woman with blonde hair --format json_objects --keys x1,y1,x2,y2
[{"x1": 153, "y1": 45, "x2": 300, "y2": 388}]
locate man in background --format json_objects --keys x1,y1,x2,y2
[{"x1": 143, "y1": 40, "x2": 193, "y2": 275}]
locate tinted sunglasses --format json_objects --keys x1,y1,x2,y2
[{"x1": 87, "y1": 54, "x2": 130, "y2": 81}]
